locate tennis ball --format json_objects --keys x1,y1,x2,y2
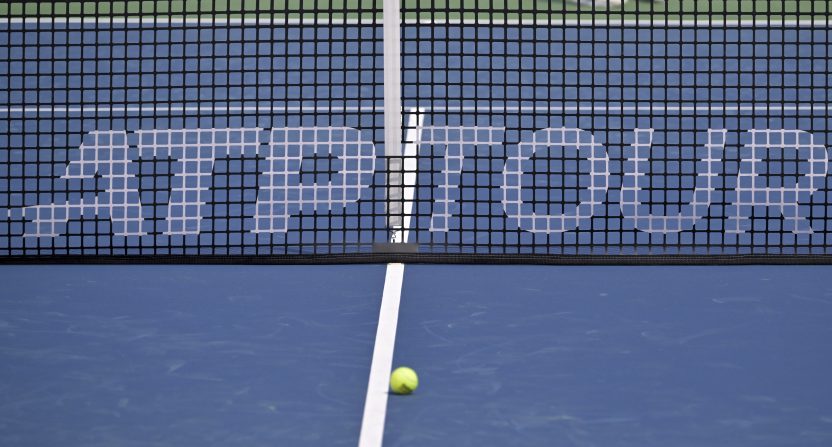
[{"x1": 390, "y1": 366, "x2": 419, "y2": 395}]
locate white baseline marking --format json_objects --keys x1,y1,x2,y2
[
  {"x1": 2, "y1": 105, "x2": 830, "y2": 115},
  {"x1": 0, "y1": 106, "x2": 384, "y2": 114},
  {"x1": 358, "y1": 107, "x2": 422, "y2": 447},
  {"x1": 437, "y1": 105, "x2": 832, "y2": 113},
  {"x1": 0, "y1": 17, "x2": 827, "y2": 27},
  {"x1": 1, "y1": 17, "x2": 378, "y2": 25}
]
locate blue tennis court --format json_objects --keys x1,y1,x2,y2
[
  {"x1": 1, "y1": 4, "x2": 832, "y2": 447},
  {"x1": 1, "y1": 265, "x2": 831, "y2": 445}
]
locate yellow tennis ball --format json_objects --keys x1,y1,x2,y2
[{"x1": 390, "y1": 366, "x2": 419, "y2": 395}]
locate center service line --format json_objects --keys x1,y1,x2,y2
[
  {"x1": 358, "y1": 263, "x2": 404, "y2": 447},
  {"x1": 358, "y1": 0, "x2": 404, "y2": 443},
  {"x1": 357, "y1": 111, "x2": 423, "y2": 447}
]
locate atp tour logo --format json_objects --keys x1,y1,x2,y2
[{"x1": 3, "y1": 126, "x2": 829, "y2": 240}]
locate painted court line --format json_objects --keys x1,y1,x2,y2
[
  {"x1": 0, "y1": 106, "x2": 384, "y2": 114},
  {"x1": 358, "y1": 107, "x2": 422, "y2": 447},
  {"x1": 1, "y1": 17, "x2": 827, "y2": 27},
  {"x1": 357, "y1": 4, "x2": 405, "y2": 441},
  {"x1": 439, "y1": 105, "x2": 832, "y2": 113},
  {"x1": 358, "y1": 263, "x2": 404, "y2": 447},
  {"x1": 2, "y1": 105, "x2": 830, "y2": 116},
  {"x1": 356, "y1": 0, "x2": 414, "y2": 430}
]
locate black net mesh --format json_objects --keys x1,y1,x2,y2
[{"x1": 1, "y1": 1, "x2": 831, "y2": 263}]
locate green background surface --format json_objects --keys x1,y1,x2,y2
[{"x1": 0, "y1": 1, "x2": 826, "y2": 19}]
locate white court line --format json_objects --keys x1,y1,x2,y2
[
  {"x1": 0, "y1": 106, "x2": 385, "y2": 114},
  {"x1": 358, "y1": 263, "x2": 403, "y2": 447},
  {"x1": 1, "y1": 17, "x2": 378, "y2": 25},
  {"x1": 357, "y1": 107, "x2": 422, "y2": 447},
  {"x1": 0, "y1": 17, "x2": 827, "y2": 27},
  {"x1": 437, "y1": 105, "x2": 832, "y2": 113},
  {"x1": 357, "y1": 6, "x2": 404, "y2": 444},
  {"x1": 2, "y1": 105, "x2": 830, "y2": 115},
  {"x1": 395, "y1": 109, "x2": 422, "y2": 242}
]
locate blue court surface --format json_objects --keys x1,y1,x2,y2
[
  {"x1": 1, "y1": 15, "x2": 832, "y2": 447},
  {"x1": 1, "y1": 265, "x2": 831, "y2": 446}
]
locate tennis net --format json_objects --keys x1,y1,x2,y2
[{"x1": 1, "y1": 1, "x2": 831, "y2": 263}]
